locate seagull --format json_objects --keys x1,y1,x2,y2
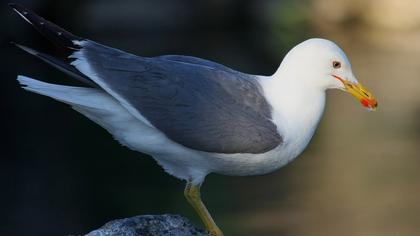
[{"x1": 10, "y1": 3, "x2": 377, "y2": 236}]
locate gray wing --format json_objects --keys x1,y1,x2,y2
[
  {"x1": 9, "y1": 3, "x2": 282, "y2": 153},
  {"x1": 156, "y1": 55, "x2": 239, "y2": 73},
  {"x1": 74, "y1": 41, "x2": 283, "y2": 154}
]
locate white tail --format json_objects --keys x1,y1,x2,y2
[{"x1": 17, "y1": 75, "x2": 109, "y2": 109}]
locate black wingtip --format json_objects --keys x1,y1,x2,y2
[
  {"x1": 8, "y1": 3, "x2": 30, "y2": 12},
  {"x1": 10, "y1": 41, "x2": 39, "y2": 55},
  {"x1": 9, "y1": 41, "x2": 17, "y2": 49},
  {"x1": 8, "y1": 3, "x2": 28, "y2": 16},
  {"x1": 9, "y1": 2, "x2": 82, "y2": 53},
  {"x1": 9, "y1": 41, "x2": 20, "y2": 50}
]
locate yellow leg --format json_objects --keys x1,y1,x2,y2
[{"x1": 184, "y1": 182, "x2": 224, "y2": 236}]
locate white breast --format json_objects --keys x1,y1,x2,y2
[{"x1": 194, "y1": 75, "x2": 327, "y2": 177}]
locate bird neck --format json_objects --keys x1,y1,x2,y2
[{"x1": 259, "y1": 72, "x2": 326, "y2": 145}]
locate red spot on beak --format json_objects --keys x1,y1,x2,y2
[{"x1": 361, "y1": 99, "x2": 370, "y2": 107}]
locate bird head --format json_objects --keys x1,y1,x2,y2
[{"x1": 279, "y1": 38, "x2": 378, "y2": 111}]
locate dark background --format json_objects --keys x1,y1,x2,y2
[{"x1": 1, "y1": 0, "x2": 419, "y2": 236}]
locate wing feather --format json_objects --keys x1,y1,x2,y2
[{"x1": 73, "y1": 41, "x2": 283, "y2": 154}]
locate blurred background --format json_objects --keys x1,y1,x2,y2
[{"x1": 1, "y1": 0, "x2": 420, "y2": 235}]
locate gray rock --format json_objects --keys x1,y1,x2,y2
[{"x1": 85, "y1": 214, "x2": 209, "y2": 236}]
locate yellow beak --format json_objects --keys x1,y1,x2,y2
[{"x1": 333, "y1": 75, "x2": 378, "y2": 110}]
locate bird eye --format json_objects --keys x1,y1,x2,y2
[{"x1": 333, "y1": 61, "x2": 341, "y2": 69}]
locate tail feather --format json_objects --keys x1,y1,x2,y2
[
  {"x1": 9, "y1": 3, "x2": 82, "y2": 53},
  {"x1": 17, "y1": 75, "x2": 103, "y2": 108}
]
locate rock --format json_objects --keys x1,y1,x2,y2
[{"x1": 85, "y1": 214, "x2": 209, "y2": 236}]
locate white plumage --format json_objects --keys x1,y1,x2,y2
[{"x1": 18, "y1": 39, "x2": 354, "y2": 185}]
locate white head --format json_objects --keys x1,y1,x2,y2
[{"x1": 277, "y1": 38, "x2": 377, "y2": 110}]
